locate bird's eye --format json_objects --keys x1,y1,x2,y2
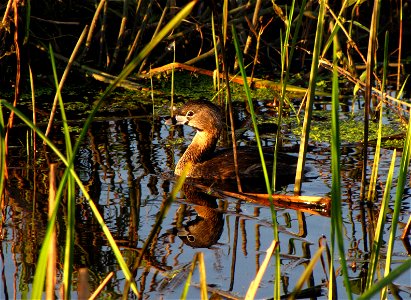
[{"x1": 186, "y1": 110, "x2": 194, "y2": 117}]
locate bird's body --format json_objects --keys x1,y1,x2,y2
[{"x1": 168, "y1": 100, "x2": 297, "y2": 189}]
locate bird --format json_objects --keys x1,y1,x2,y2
[{"x1": 167, "y1": 99, "x2": 298, "y2": 190}]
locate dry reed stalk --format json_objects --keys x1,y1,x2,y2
[
  {"x1": 197, "y1": 253, "x2": 208, "y2": 300},
  {"x1": 236, "y1": 0, "x2": 261, "y2": 72},
  {"x1": 211, "y1": 1, "x2": 242, "y2": 192},
  {"x1": 44, "y1": 26, "x2": 89, "y2": 139},
  {"x1": 1, "y1": 0, "x2": 13, "y2": 24},
  {"x1": 46, "y1": 164, "x2": 57, "y2": 300},
  {"x1": 89, "y1": 272, "x2": 114, "y2": 300},
  {"x1": 245, "y1": 240, "x2": 278, "y2": 299},
  {"x1": 77, "y1": 268, "x2": 90, "y2": 299},
  {"x1": 401, "y1": 215, "x2": 411, "y2": 241},
  {"x1": 99, "y1": 0, "x2": 109, "y2": 67},
  {"x1": 138, "y1": 3, "x2": 169, "y2": 73},
  {"x1": 397, "y1": 0, "x2": 403, "y2": 93},
  {"x1": 251, "y1": 18, "x2": 273, "y2": 83},
  {"x1": 124, "y1": 1, "x2": 153, "y2": 66},
  {"x1": 5, "y1": 0, "x2": 21, "y2": 155},
  {"x1": 360, "y1": 0, "x2": 380, "y2": 201},
  {"x1": 110, "y1": 0, "x2": 129, "y2": 68},
  {"x1": 319, "y1": 58, "x2": 411, "y2": 108},
  {"x1": 29, "y1": 66, "x2": 36, "y2": 155},
  {"x1": 83, "y1": 0, "x2": 106, "y2": 57}
]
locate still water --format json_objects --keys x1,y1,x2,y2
[{"x1": 1, "y1": 100, "x2": 410, "y2": 299}]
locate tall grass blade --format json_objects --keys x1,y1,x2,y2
[
  {"x1": 367, "y1": 31, "x2": 389, "y2": 202},
  {"x1": 330, "y1": 38, "x2": 352, "y2": 300},
  {"x1": 49, "y1": 44, "x2": 76, "y2": 299},
  {"x1": 232, "y1": 24, "x2": 282, "y2": 298},
  {"x1": 396, "y1": 0, "x2": 403, "y2": 94},
  {"x1": 245, "y1": 240, "x2": 278, "y2": 300},
  {"x1": 358, "y1": 258, "x2": 411, "y2": 300},
  {"x1": 365, "y1": 150, "x2": 396, "y2": 290},
  {"x1": 294, "y1": 0, "x2": 326, "y2": 194},
  {"x1": 231, "y1": 27, "x2": 272, "y2": 214},
  {"x1": 45, "y1": 26, "x2": 88, "y2": 138},
  {"x1": 273, "y1": 0, "x2": 296, "y2": 189},
  {"x1": 382, "y1": 110, "x2": 411, "y2": 298},
  {"x1": 181, "y1": 253, "x2": 198, "y2": 300},
  {"x1": 211, "y1": 13, "x2": 221, "y2": 98},
  {"x1": 198, "y1": 252, "x2": 208, "y2": 300},
  {"x1": 46, "y1": 164, "x2": 57, "y2": 299},
  {"x1": 360, "y1": 0, "x2": 381, "y2": 200},
  {"x1": 290, "y1": 246, "x2": 325, "y2": 300}
]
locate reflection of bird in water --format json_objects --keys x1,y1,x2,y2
[
  {"x1": 172, "y1": 184, "x2": 224, "y2": 248},
  {"x1": 166, "y1": 100, "x2": 298, "y2": 191}
]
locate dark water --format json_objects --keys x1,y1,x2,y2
[{"x1": 1, "y1": 101, "x2": 410, "y2": 299}]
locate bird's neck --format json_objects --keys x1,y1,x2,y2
[{"x1": 175, "y1": 129, "x2": 219, "y2": 176}]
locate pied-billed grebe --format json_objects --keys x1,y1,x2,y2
[{"x1": 168, "y1": 100, "x2": 297, "y2": 186}]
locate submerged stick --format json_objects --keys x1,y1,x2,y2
[{"x1": 187, "y1": 182, "x2": 331, "y2": 217}]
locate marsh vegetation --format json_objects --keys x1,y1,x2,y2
[{"x1": 1, "y1": 0, "x2": 411, "y2": 299}]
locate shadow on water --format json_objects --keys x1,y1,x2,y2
[{"x1": 1, "y1": 100, "x2": 410, "y2": 299}]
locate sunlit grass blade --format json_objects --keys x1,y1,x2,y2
[
  {"x1": 232, "y1": 23, "x2": 281, "y2": 298},
  {"x1": 198, "y1": 252, "x2": 208, "y2": 300},
  {"x1": 365, "y1": 150, "x2": 396, "y2": 290},
  {"x1": 180, "y1": 251, "x2": 208, "y2": 300},
  {"x1": 231, "y1": 26, "x2": 271, "y2": 206},
  {"x1": 294, "y1": 0, "x2": 326, "y2": 194},
  {"x1": 367, "y1": 31, "x2": 389, "y2": 202},
  {"x1": 245, "y1": 240, "x2": 278, "y2": 300},
  {"x1": 382, "y1": 108, "x2": 411, "y2": 298},
  {"x1": 289, "y1": 245, "x2": 325, "y2": 300},
  {"x1": 49, "y1": 44, "x2": 76, "y2": 299},
  {"x1": 211, "y1": 13, "x2": 221, "y2": 98},
  {"x1": 396, "y1": 74, "x2": 409, "y2": 100},
  {"x1": 46, "y1": 164, "x2": 57, "y2": 299},
  {"x1": 360, "y1": 0, "x2": 381, "y2": 200},
  {"x1": 89, "y1": 272, "x2": 114, "y2": 300},
  {"x1": 181, "y1": 253, "x2": 198, "y2": 299},
  {"x1": 330, "y1": 39, "x2": 352, "y2": 300},
  {"x1": 358, "y1": 258, "x2": 411, "y2": 300},
  {"x1": 273, "y1": 0, "x2": 295, "y2": 189}
]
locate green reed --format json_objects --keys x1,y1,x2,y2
[
  {"x1": 181, "y1": 252, "x2": 208, "y2": 300},
  {"x1": 273, "y1": 0, "x2": 294, "y2": 189},
  {"x1": 50, "y1": 45, "x2": 76, "y2": 298},
  {"x1": 366, "y1": 149, "x2": 396, "y2": 290},
  {"x1": 329, "y1": 39, "x2": 352, "y2": 300},
  {"x1": 360, "y1": 0, "x2": 381, "y2": 200},
  {"x1": 232, "y1": 24, "x2": 282, "y2": 298},
  {"x1": 381, "y1": 103, "x2": 411, "y2": 298},
  {"x1": 294, "y1": 0, "x2": 326, "y2": 194},
  {"x1": 367, "y1": 31, "x2": 389, "y2": 202}
]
